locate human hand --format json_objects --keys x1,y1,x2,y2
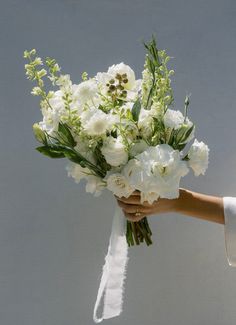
[{"x1": 115, "y1": 190, "x2": 179, "y2": 222}]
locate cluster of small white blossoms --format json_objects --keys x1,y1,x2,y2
[{"x1": 27, "y1": 50, "x2": 209, "y2": 204}]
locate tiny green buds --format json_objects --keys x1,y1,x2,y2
[
  {"x1": 32, "y1": 123, "x2": 46, "y2": 143},
  {"x1": 81, "y1": 72, "x2": 88, "y2": 81}
]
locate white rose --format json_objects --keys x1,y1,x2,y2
[
  {"x1": 188, "y1": 139, "x2": 209, "y2": 176},
  {"x1": 105, "y1": 172, "x2": 134, "y2": 198},
  {"x1": 101, "y1": 136, "x2": 128, "y2": 167},
  {"x1": 107, "y1": 62, "x2": 136, "y2": 90}
]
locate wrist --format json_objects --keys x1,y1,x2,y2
[{"x1": 173, "y1": 188, "x2": 190, "y2": 214}]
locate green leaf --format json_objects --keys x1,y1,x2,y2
[
  {"x1": 183, "y1": 124, "x2": 195, "y2": 142},
  {"x1": 36, "y1": 146, "x2": 65, "y2": 158},
  {"x1": 58, "y1": 122, "x2": 76, "y2": 147},
  {"x1": 131, "y1": 98, "x2": 141, "y2": 122},
  {"x1": 176, "y1": 143, "x2": 187, "y2": 151}
]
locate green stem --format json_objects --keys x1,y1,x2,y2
[{"x1": 131, "y1": 222, "x2": 140, "y2": 245}]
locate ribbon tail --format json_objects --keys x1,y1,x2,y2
[{"x1": 93, "y1": 206, "x2": 129, "y2": 323}]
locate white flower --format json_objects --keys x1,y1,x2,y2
[
  {"x1": 74, "y1": 79, "x2": 98, "y2": 104},
  {"x1": 107, "y1": 62, "x2": 136, "y2": 90},
  {"x1": 188, "y1": 139, "x2": 209, "y2": 176},
  {"x1": 56, "y1": 74, "x2": 72, "y2": 92},
  {"x1": 81, "y1": 108, "x2": 112, "y2": 136},
  {"x1": 74, "y1": 137, "x2": 96, "y2": 164},
  {"x1": 140, "y1": 191, "x2": 160, "y2": 205},
  {"x1": 135, "y1": 144, "x2": 189, "y2": 199},
  {"x1": 163, "y1": 109, "x2": 185, "y2": 129},
  {"x1": 129, "y1": 140, "x2": 149, "y2": 157},
  {"x1": 85, "y1": 175, "x2": 105, "y2": 197},
  {"x1": 66, "y1": 162, "x2": 90, "y2": 184},
  {"x1": 138, "y1": 108, "x2": 155, "y2": 138},
  {"x1": 105, "y1": 172, "x2": 134, "y2": 198},
  {"x1": 164, "y1": 109, "x2": 195, "y2": 143},
  {"x1": 39, "y1": 90, "x2": 66, "y2": 135},
  {"x1": 101, "y1": 136, "x2": 128, "y2": 167},
  {"x1": 122, "y1": 159, "x2": 161, "y2": 203}
]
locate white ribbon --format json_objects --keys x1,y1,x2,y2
[{"x1": 93, "y1": 206, "x2": 129, "y2": 323}]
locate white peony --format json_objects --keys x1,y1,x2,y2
[
  {"x1": 105, "y1": 172, "x2": 134, "y2": 198},
  {"x1": 188, "y1": 139, "x2": 209, "y2": 176},
  {"x1": 81, "y1": 108, "x2": 112, "y2": 136},
  {"x1": 101, "y1": 136, "x2": 128, "y2": 167}
]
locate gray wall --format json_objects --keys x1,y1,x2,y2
[{"x1": 1, "y1": 0, "x2": 236, "y2": 324}]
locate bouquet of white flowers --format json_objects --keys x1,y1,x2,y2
[{"x1": 24, "y1": 36, "x2": 209, "y2": 322}]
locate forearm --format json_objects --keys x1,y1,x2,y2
[{"x1": 174, "y1": 188, "x2": 225, "y2": 225}]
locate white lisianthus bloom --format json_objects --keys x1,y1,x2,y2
[
  {"x1": 74, "y1": 79, "x2": 98, "y2": 104},
  {"x1": 101, "y1": 136, "x2": 128, "y2": 167},
  {"x1": 107, "y1": 62, "x2": 136, "y2": 90},
  {"x1": 140, "y1": 191, "x2": 160, "y2": 205},
  {"x1": 164, "y1": 109, "x2": 195, "y2": 144},
  {"x1": 81, "y1": 108, "x2": 112, "y2": 136},
  {"x1": 129, "y1": 140, "x2": 149, "y2": 157},
  {"x1": 188, "y1": 139, "x2": 209, "y2": 176},
  {"x1": 135, "y1": 144, "x2": 189, "y2": 199},
  {"x1": 122, "y1": 158, "x2": 143, "y2": 181},
  {"x1": 105, "y1": 172, "x2": 134, "y2": 198},
  {"x1": 122, "y1": 159, "x2": 161, "y2": 204},
  {"x1": 163, "y1": 109, "x2": 185, "y2": 129},
  {"x1": 66, "y1": 162, "x2": 91, "y2": 184},
  {"x1": 85, "y1": 175, "x2": 105, "y2": 197}
]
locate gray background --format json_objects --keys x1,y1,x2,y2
[{"x1": 1, "y1": 0, "x2": 236, "y2": 324}]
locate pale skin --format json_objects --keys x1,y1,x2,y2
[{"x1": 116, "y1": 188, "x2": 225, "y2": 225}]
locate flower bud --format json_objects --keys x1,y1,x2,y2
[{"x1": 32, "y1": 123, "x2": 46, "y2": 143}]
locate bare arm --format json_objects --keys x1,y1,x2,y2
[
  {"x1": 174, "y1": 188, "x2": 225, "y2": 224},
  {"x1": 116, "y1": 188, "x2": 225, "y2": 225}
]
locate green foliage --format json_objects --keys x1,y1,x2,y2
[
  {"x1": 131, "y1": 98, "x2": 141, "y2": 122},
  {"x1": 142, "y1": 35, "x2": 174, "y2": 111},
  {"x1": 168, "y1": 124, "x2": 195, "y2": 151},
  {"x1": 57, "y1": 122, "x2": 76, "y2": 147}
]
